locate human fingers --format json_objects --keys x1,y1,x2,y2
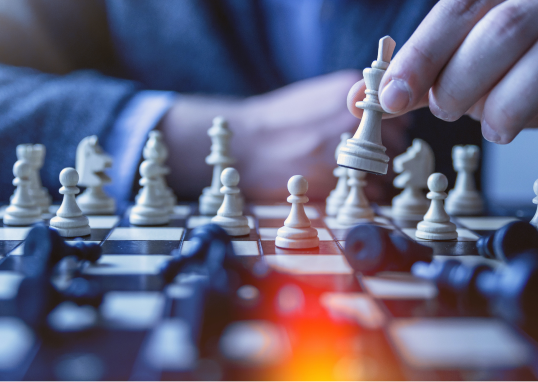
[
  {"x1": 430, "y1": 0, "x2": 538, "y2": 122},
  {"x1": 378, "y1": 0, "x2": 503, "y2": 114}
]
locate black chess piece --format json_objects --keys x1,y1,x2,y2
[
  {"x1": 477, "y1": 221, "x2": 538, "y2": 262},
  {"x1": 344, "y1": 224, "x2": 433, "y2": 275}
]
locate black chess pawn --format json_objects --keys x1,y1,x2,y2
[
  {"x1": 477, "y1": 221, "x2": 538, "y2": 262},
  {"x1": 344, "y1": 224, "x2": 433, "y2": 275}
]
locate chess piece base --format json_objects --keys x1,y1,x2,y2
[
  {"x1": 416, "y1": 221, "x2": 458, "y2": 241},
  {"x1": 50, "y1": 215, "x2": 91, "y2": 237},
  {"x1": 199, "y1": 187, "x2": 224, "y2": 215},
  {"x1": 129, "y1": 205, "x2": 170, "y2": 226},
  {"x1": 336, "y1": 206, "x2": 375, "y2": 226},
  {"x1": 276, "y1": 226, "x2": 319, "y2": 249},
  {"x1": 445, "y1": 191, "x2": 483, "y2": 216},
  {"x1": 3, "y1": 204, "x2": 42, "y2": 226},
  {"x1": 77, "y1": 189, "x2": 116, "y2": 215},
  {"x1": 212, "y1": 215, "x2": 250, "y2": 236},
  {"x1": 337, "y1": 137, "x2": 389, "y2": 175}
]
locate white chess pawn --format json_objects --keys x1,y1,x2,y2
[
  {"x1": 416, "y1": 173, "x2": 458, "y2": 241},
  {"x1": 336, "y1": 169, "x2": 374, "y2": 225},
  {"x1": 50, "y1": 168, "x2": 91, "y2": 237},
  {"x1": 276, "y1": 175, "x2": 319, "y2": 249},
  {"x1": 445, "y1": 145, "x2": 484, "y2": 215},
  {"x1": 4, "y1": 160, "x2": 42, "y2": 226},
  {"x1": 530, "y1": 180, "x2": 538, "y2": 229},
  {"x1": 326, "y1": 132, "x2": 352, "y2": 216},
  {"x1": 130, "y1": 160, "x2": 170, "y2": 226},
  {"x1": 211, "y1": 168, "x2": 249, "y2": 236}
]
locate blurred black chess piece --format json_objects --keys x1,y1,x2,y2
[
  {"x1": 477, "y1": 221, "x2": 538, "y2": 262},
  {"x1": 344, "y1": 224, "x2": 433, "y2": 275}
]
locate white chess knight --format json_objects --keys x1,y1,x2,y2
[
  {"x1": 76, "y1": 136, "x2": 116, "y2": 215},
  {"x1": 211, "y1": 168, "x2": 250, "y2": 236},
  {"x1": 445, "y1": 145, "x2": 484, "y2": 215},
  {"x1": 3, "y1": 160, "x2": 42, "y2": 226},
  {"x1": 416, "y1": 173, "x2": 458, "y2": 241},
  {"x1": 130, "y1": 160, "x2": 170, "y2": 226},
  {"x1": 50, "y1": 168, "x2": 91, "y2": 237},
  {"x1": 530, "y1": 179, "x2": 538, "y2": 229},
  {"x1": 276, "y1": 175, "x2": 319, "y2": 249},
  {"x1": 15, "y1": 144, "x2": 52, "y2": 213},
  {"x1": 392, "y1": 139, "x2": 434, "y2": 219},
  {"x1": 138, "y1": 131, "x2": 176, "y2": 213},
  {"x1": 336, "y1": 169, "x2": 374, "y2": 225},
  {"x1": 326, "y1": 132, "x2": 352, "y2": 216},
  {"x1": 199, "y1": 116, "x2": 235, "y2": 215}
]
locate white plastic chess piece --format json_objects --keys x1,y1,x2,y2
[
  {"x1": 16, "y1": 144, "x2": 51, "y2": 213},
  {"x1": 276, "y1": 175, "x2": 319, "y2": 249},
  {"x1": 392, "y1": 139, "x2": 434, "y2": 219},
  {"x1": 416, "y1": 173, "x2": 458, "y2": 241},
  {"x1": 211, "y1": 168, "x2": 250, "y2": 236},
  {"x1": 50, "y1": 168, "x2": 91, "y2": 237},
  {"x1": 4, "y1": 160, "x2": 42, "y2": 226},
  {"x1": 445, "y1": 145, "x2": 484, "y2": 215},
  {"x1": 199, "y1": 116, "x2": 235, "y2": 215},
  {"x1": 336, "y1": 169, "x2": 374, "y2": 225},
  {"x1": 337, "y1": 36, "x2": 396, "y2": 175},
  {"x1": 76, "y1": 136, "x2": 116, "y2": 215},
  {"x1": 130, "y1": 160, "x2": 170, "y2": 226},
  {"x1": 326, "y1": 132, "x2": 352, "y2": 216},
  {"x1": 530, "y1": 179, "x2": 538, "y2": 229}
]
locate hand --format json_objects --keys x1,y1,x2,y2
[
  {"x1": 158, "y1": 70, "x2": 410, "y2": 202},
  {"x1": 347, "y1": 0, "x2": 538, "y2": 144}
]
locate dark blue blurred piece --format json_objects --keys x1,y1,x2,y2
[
  {"x1": 344, "y1": 224, "x2": 433, "y2": 275},
  {"x1": 477, "y1": 221, "x2": 538, "y2": 261}
]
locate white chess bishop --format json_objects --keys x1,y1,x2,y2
[
  {"x1": 16, "y1": 144, "x2": 51, "y2": 213},
  {"x1": 445, "y1": 145, "x2": 484, "y2": 215},
  {"x1": 336, "y1": 169, "x2": 374, "y2": 225},
  {"x1": 130, "y1": 160, "x2": 170, "y2": 226},
  {"x1": 3, "y1": 160, "x2": 42, "y2": 226},
  {"x1": 276, "y1": 175, "x2": 319, "y2": 249},
  {"x1": 530, "y1": 179, "x2": 538, "y2": 229},
  {"x1": 76, "y1": 136, "x2": 116, "y2": 215},
  {"x1": 199, "y1": 116, "x2": 235, "y2": 215},
  {"x1": 211, "y1": 168, "x2": 250, "y2": 236},
  {"x1": 50, "y1": 168, "x2": 91, "y2": 237},
  {"x1": 392, "y1": 139, "x2": 434, "y2": 219},
  {"x1": 326, "y1": 132, "x2": 352, "y2": 216},
  {"x1": 416, "y1": 173, "x2": 458, "y2": 241}
]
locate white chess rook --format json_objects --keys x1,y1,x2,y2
[
  {"x1": 445, "y1": 145, "x2": 484, "y2": 215},
  {"x1": 4, "y1": 161, "x2": 42, "y2": 226},
  {"x1": 76, "y1": 136, "x2": 116, "y2": 215},
  {"x1": 276, "y1": 175, "x2": 319, "y2": 249},
  {"x1": 530, "y1": 179, "x2": 538, "y2": 229},
  {"x1": 326, "y1": 132, "x2": 352, "y2": 216},
  {"x1": 130, "y1": 160, "x2": 170, "y2": 226},
  {"x1": 199, "y1": 116, "x2": 235, "y2": 215},
  {"x1": 392, "y1": 139, "x2": 434, "y2": 219},
  {"x1": 416, "y1": 173, "x2": 458, "y2": 241},
  {"x1": 336, "y1": 169, "x2": 374, "y2": 225},
  {"x1": 50, "y1": 168, "x2": 91, "y2": 237},
  {"x1": 337, "y1": 36, "x2": 396, "y2": 175},
  {"x1": 16, "y1": 144, "x2": 51, "y2": 213},
  {"x1": 211, "y1": 168, "x2": 250, "y2": 236}
]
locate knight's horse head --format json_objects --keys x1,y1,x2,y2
[
  {"x1": 393, "y1": 139, "x2": 434, "y2": 188},
  {"x1": 76, "y1": 136, "x2": 113, "y2": 187}
]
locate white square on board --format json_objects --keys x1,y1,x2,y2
[
  {"x1": 252, "y1": 205, "x2": 319, "y2": 219},
  {"x1": 456, "y1": 216, "x2": 519, "y2": 231},
  {"x1": 0, "y1": 228, "x2": 30, "y2": 241},
  {"x1": 389, "y1": 318, "x2": 531, "y2": 369},
  {"x1": 320, "y1": 292, "x2": 385, "y2": 329},
  {"x1": 181, "y1": 240, "x2": 259, "y2": 256},
  {"x1": 362, "y1": 274, "x2": 438, "y2": 300},
  {"x1": 0, "y1": 271, "x2": 24, "y2": 299},
  {"x1": 172, "y1": 205, "x2": 191, "y2": 218},
  {"x1": 87, "y1": 216, "x2": 120, "y2": 229},
  {"x1": 100, "y1": 291, "x2": 165, "y2": 329},
  {"x1": 259, "y1": 227, "x2": 332, "y2": 241},
  {"x1": 108, "y1": 227, "x2": 184, "y2": 241},
  {"x1": 82, "y1": 255, "x2": 172, "y2": 275},
  {"x1": 187, "y1": 215, "x2": 255, "y2": 229},
  {"x1": 264, "y1": 255, "x2": 353, "y2": 274},
  {"x1": 402, "y1": 228, "x2": 479, "y2": 242}
]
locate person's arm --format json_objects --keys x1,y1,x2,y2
[{"x1": 347, "y1": 0, "x2": 538, "y2": 144}]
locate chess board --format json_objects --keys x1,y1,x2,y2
[{"x1": 0, "y1": 202, "x2": 536, "y2": 381}]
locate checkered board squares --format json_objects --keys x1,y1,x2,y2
[
  {"x1": 252, "y1": 205, "x2": 319, "y2": 219},
  {"x1": 82, "y1": 255, "x2": 172, "y2": 275},
  {"x1": 259, "y1": 228, "x2": 332, "y2": 241},
  {"x1": 362, "y1": 273, "x2": 438, "y2": 300},
  {"x1": 402, "y1": 228, "x2": 479, "y2": 242},
  {"x1": 100, "y1": 291, "x2": 165, "y2": 329},
  {"x1": 324, "y1": 216, "x2": 393, "y2": 230},
  {"x1": 181, "y1": 240, "x2": 260, "y2": 256},
  {"x1": 456, "y1": 216, "x2": 519, "y2": 231},
  {"x1": 264, "y1": 255, "x2": 353, "y2": 275},
  {"x1": 8, "y1": 241, "x2": 100, "y2": 256},
  {"x1": 187, "y1": 215, "x2": 255, "y2": 229},
  {"x1": 107, "y1": 227, "x2": 184, "y2": 241},
  {"x1": 320, "y1": 292, "x2": 386, "y2": 329},
  {"x1": 389, "y1": 318, "x2": 532, "y2": 369},
  {"x1": 87, "y1": 216, "x2": 120, "y2": 229},
  {"x1": 0, "y1": 228, "x2": 30, "y2": 241}
]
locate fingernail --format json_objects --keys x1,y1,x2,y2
[
  {"x1": 380, "y1": 80, "x2": 410, "y2": 113},
  {"x1": 481, "y1": 120, "x2": 501, "y2": 143},
  {"x1": 429, "y1": 98, "x2": 454, "y2": 121}
]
